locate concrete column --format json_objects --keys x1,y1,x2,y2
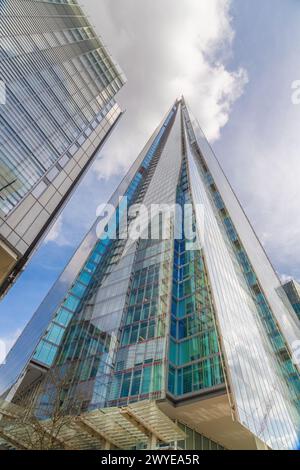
[
  {"x1": 148, "y1": 433, "x2": 157, "y2": 450},
  {"x1": 104, "y1": 440, "x2": 111, "y2": 450}
]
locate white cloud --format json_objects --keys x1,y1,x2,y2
[
  {"x1": 280, "y1": 273, "x2": 293, "y2": 285},
  {"x1": 220, "y1": 69, "x2": 300, "y2": 282},
  {"x1": 0, "y1": 328, "x2": 22, "y2": 362},
  {"x1": 44, "y1": 215, "x2": 63, "y2": 243},
  {"x1": 43, "y1": 215, "x2": 71, "y2": 247},
  {"x1": 82, "y1": 0, "x2": 248, "y2": 180}
]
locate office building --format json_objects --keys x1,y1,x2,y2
[{"x1": 0, "y1": 0, "x2": 125, "y2": 296}]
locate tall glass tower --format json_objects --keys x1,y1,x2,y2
[
  {"x1": 1, "y1": 99, "x2": 299, "y2": 450},
  {"x1": 0, "y1": 0, "x2": 125, "y2": 296}
]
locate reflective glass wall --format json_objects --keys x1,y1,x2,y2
[
  {"x1": 0, "y1": 0, "x2": 125, "y2": 295},
  {"x1": 168, "y1": 153, "x2": 224, "y2": 398},
  {"x1": 183, "y1": 101, "x2": 300, "y2": 449},
  {"x1": 35, "y1": 103, "x2": 180, "y2": 413},
  {"x1": 0, "y1": 0, "x2": 124, "y2": 214}
]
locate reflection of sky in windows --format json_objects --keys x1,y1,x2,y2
[
  {"x1": 30, "y1": 104, "x2": 178, "y2": 387},
  {"x1": 0, "y1": 80, "x2": 5, "y2": 104},
  {"x1": 185, "y1": 103, "x2": 299, "y2": 450},
  {"x1": 0, "y1": 0, "x2": 124, "y2": 215}
]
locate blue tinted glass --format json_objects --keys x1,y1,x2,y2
[
  {"x1": 46, "y1": 324, "x2": 65, "y2": 345},
  {"x1": 55, "y1": 308, "x2": 72, "y2": 327},
  {"x1": 78, "y1": 271, "x2": 92, "y2": 286},
  {"x1": 33, "y1": 340, "x2": 57, "y2": 366},
  {"x1": 71, "y1": 281, "x2": 86, "y2": 297},
  {"x1": 63, "y1": 295, "x2": 80, "y2": 312}
]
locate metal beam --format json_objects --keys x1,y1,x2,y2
[
  {"x1": 74, "y1": 417, "x2": 119, "y2": 449},
  {"x1": 0, "y1": 409, "x2": 19, "y2": 420},
  {"x1": 120, "y1": 406, "x2": 167, "y2": 443},
  {"x1": 0, "y1": 429, "x2": 29, "y2": 450},
  {"x1": 0, "y1": 411, "x2": 71, "y2": 450}
]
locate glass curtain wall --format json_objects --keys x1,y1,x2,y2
[
  {"x1": 168, "y1": 151, "x2": 224, "y2": 397},
  {"x1": 0, "y1": 0, "x2": 124, "y2": 214},
  {"x1": 182, "y1": 101, "x2": 300, "y2": 450},
  {"x1": 36, "y1": 103, "x2": 179, "y2": 414}
]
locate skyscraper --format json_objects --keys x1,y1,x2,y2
[
  {"x1": 0, "y1": 0, "x2": 125, "y2": 296},
  {"x1": 0, "y1": 98, "x2": 299, "y2": 450}
]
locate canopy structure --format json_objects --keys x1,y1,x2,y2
[{"x1": 0, "y1": 399, "x2": 185, "y2": 450}]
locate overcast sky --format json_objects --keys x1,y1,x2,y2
[{"x1": 1, "y1": 0, "x2": 300, "y2": 352}]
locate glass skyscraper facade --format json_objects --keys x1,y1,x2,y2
[
  {"x1": 0, "y1": 0, "x2": 125, "y2": 296},
  {"x1": 0, "y1": 98, "x2": 299, "y2": 450}
]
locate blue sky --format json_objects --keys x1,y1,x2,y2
[
  {"x1": 1, "y1": 0, "x2": 300, "y2": 351},
  {"x1": 214, "y1": 0, "x2": 300, "y2": 281}
]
